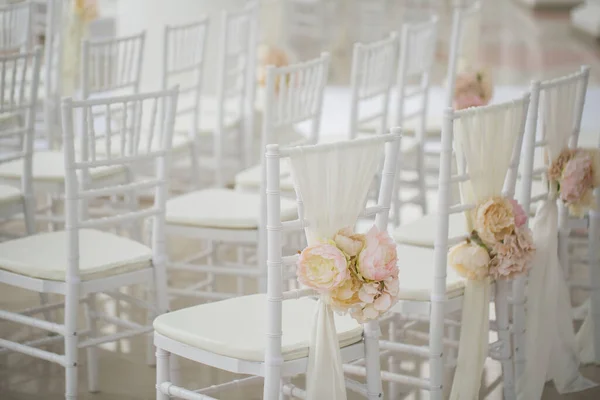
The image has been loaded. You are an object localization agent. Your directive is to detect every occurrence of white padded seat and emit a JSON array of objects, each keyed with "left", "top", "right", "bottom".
[
  {"left": 0, "top": 229, "right": 152, "bottom": 281},
  {"left": 396, "top": 244, "right": 466, "bottom": 302},
  {"left": 166, "top": 188, "right": 298, "bottom": 229},
  {"left": 0, "top": 184, "right": 21, "bottom": 205},
  {"left": 393, "top": 213, "right": 469, "bottom": 248},
  {"left": 0, "top": 151, "right": 125, "bottom": 183},
  {"left": 153, "top": 294, "right": 363, "bottom": 362},
  {"left": 174, "top": 96, "right": 242, "bottom": 137},
  {"left": 579, "top": 128, "right": 599, "bottom": 147},
  {"left": 235, "top": 159, "right": 294, "bottom": 192}
]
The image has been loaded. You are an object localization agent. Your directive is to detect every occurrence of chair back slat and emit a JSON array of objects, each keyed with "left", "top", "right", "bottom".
[{"left": 349, "top": 33, "right": 398, "bottom": 138}]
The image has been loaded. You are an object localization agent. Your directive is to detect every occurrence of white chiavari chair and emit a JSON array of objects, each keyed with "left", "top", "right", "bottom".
[
  {"left": 391, "top": 16, "right": 438, "bottom": 225},
  {"left": 0, "top": 1, "right": 33, "bottom": 53},
  {"left": 160, "top": 18, "right": 209, "bottom": 190},
  {"left": 0, "top": 48, "right": 41, "bottom": 237},
  {"left": 0, "top": 87, "right": 178, "bottom": 399},
  {"left": 392, "top": 2, "right": 481, "bottom": 241},
  {"left": 512, "top": 67, "right": 597, "bottom": 399},
  {"left": 154, "top": 131, "right": 401, "bottom": 400},
  {"left": 379, "top": 97, "right": 530, "bottom": 400},
  {"left": 348, "top": 33, "right": 398, "bottom": 141},
  {"left": 164, "top": 54, "right": 329, "bottom": 303}
]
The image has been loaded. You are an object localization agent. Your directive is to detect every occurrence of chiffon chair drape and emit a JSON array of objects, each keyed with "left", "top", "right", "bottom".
[
  {"left": 450, "top": 102, "right": 526, "bottom": 399},
  {"left": 289, "top": 140, "right": 384, "bottom": 399}
]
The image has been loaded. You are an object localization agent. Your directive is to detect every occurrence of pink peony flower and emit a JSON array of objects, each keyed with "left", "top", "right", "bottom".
[
  {"left": 349, "top": 275, "right": 399, "bottom": 323},
  {"left": 297, "top": 243, "right": 349, "bottom": 291},
  {"left": 489, "top": 226, "right": 535, "bottom": 280},
  {"left": 560, "top": 153, "right": 594, "bottom": 206},
  {"left": 357, "top": 227, "right": 398, "bottom": 281},
  {"left": 509, "top": 198, "right": 528, "bottom": 228}
]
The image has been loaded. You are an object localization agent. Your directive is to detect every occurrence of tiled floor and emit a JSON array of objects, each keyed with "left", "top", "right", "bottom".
[{"left": 2, "top": 1, "right": 600, "bottom": 399}]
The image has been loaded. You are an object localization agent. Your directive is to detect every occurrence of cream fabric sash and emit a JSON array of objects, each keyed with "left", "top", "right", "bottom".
[
  {"left": 516, "top": 72, "right": 596, "bottom": 398},
  {"left": 62, "top": 1, "right": 96, "bottom": 96},
  {"left": 288, "top": 141, "right": 384, "bottom": 400},
  {"left": 450, "top": 103, "right": 525, "bottom": 399}
]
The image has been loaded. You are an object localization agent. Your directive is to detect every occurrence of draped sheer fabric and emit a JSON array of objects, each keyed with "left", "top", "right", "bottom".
[
  {"left": 288, "top": 140, "right": 385, "bottom": 400},
  {"left": 449, "top": 103, "right": 525, "bottom": 400},
  {"left": 517, "top": 80, "right": 597, "bottom": 398}
]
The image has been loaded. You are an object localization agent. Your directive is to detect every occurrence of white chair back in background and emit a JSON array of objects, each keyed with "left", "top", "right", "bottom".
[
  {"left": 161, "top": 18, "right": 209, "bottom": 189},
  {"left": 393, "top": 16, "right": 438, "bottom": 225},
  {"left": 0, "top": 1, "right": 33, "bottom": 53},
  {"left": 81, "top": 32, "right": 146, "bottom": 99},
  {"left": 0, "top": 47, "right": 42, "bottom": 236},
  {"left": 0, "top": 87, "right": 179, "bottom": 399},
  {"left": 349, "top": 32, "right": 398, "bottom": 140},
  {"left": 350, "top": 0, "right": 389, "bottom": 44},
  {"left": 213, "top": 2, "right": 259, "bottom": 185}
]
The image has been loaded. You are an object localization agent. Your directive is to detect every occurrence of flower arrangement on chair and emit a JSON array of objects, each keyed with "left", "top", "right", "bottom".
[
  {"left": 448, "top": 197, "right": 535, "bottom": 280},
  {"left": 297, "top": 226, "right": 399, "bottom": 323},
  {"left": 257, "top": 45, "right": 291, "bottom": 90},
  {"left": 453, "top": 67, "right": 494, "bottom": 110},
  {"left": 547, "top": 148, "right": 600, "bottom": 217}
]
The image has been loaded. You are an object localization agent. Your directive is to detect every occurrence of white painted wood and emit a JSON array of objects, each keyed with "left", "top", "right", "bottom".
[{"left": 0, "top": 1, "right": 33, "bottom": 52}]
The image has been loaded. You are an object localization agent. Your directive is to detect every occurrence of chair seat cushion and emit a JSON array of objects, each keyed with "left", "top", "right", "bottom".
[
  {"left": 166, "top": 188, "right": 298, "bottom": 229},
  {"left": 153, "top": 293, "right": 363, "bottom": 362},
  {"left": 0, "top": 229, "right": 152, "bottom": 281},
  {"left": 235, "top": 159, "right": 294, "bottom": 191},
  {"left": 0, "top": 184, "right": 22, "bottom": 205},
  {"left": 0, "top": 151, "right": 125, "bottom": 183},
  {"left": 174, "top": 96, "right": 242, "bottom": 136},
  {"left": 393, "top": 213, "right": 469, "bottom": 248},
  {"left": 396, "top": 244, "right": 466, "bottom": 302}
]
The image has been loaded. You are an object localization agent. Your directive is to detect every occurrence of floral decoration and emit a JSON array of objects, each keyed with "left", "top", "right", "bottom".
[
  {"left": 74, "top": 0, "right": 98, "bottom": 22},
  {"left": 297, "top": 226, "right": 399, "bottom": 323},
  {"left": 257, "top": 45, "right": 290, "bottom": 91},
  {"left": 548, "top": 148, "right": 600, "bottom": 217},
  {"left": 453, "top": 67, "right": 494, "bottom": 110},
  {"left": 448, "top": 197, "right": 535, "bottom": 281}
]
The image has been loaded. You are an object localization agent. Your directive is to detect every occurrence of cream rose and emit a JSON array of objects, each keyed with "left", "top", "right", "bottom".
[
  {"left": 472, "top": 197, "right": 515, "bottom": 247},
  {"left": 333, "top": 227, "right": 365, "bottom": 257},
  {"left": 448, "top": 241, "right": 490, "bottom": 281}
]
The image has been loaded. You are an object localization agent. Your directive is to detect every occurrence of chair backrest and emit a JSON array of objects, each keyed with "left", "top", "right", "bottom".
[
  {"left": 435, "top": 95, "right": 531, "bottom": 257},
  {"left": 351, "top": 0, "right": 389, "bottom": 44},
  {"left": 263, "top": 132, "right": 402, "bottom": 389},
  {"left": 262, "top": 52, "right": 329, "bottom": 151},
  {"left": 81, "top": 32, "right": 146, "bottom": 99},
  {"left": 162, "top": 18, "right": 209, "bottom": 140},
  {"left": 283, "top": 0, "right": 336, "bottom": 45},
  {"left": 60, "top": 88, "right": 178, "bottom": 279},
  {"left": 395, "top": 16, "right": 438, "bottom": 138},
  {"left": 0, "top": 48, "right": 41, "bottom": 201},
  {"left": 349, "top": 33, "right": 398, "bottom": 139},
  {"left": 518, "top": 66, "right": 590, "bottom": 211},
  {"left": 0, "top": 1, "right": 33, "bottom": 53},
  {"left": 213, "top": 3, "right": 259, "bottom": 182},
  {"left": 444, "top": 0, "right": 482, "bottom": 109}
]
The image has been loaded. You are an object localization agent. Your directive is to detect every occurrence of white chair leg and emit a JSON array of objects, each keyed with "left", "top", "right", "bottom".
[
  {"left": 494, "top": 280, "right": 515, "bottom": 399},
  {"left": 589, "top": 208, "right": 600, "bottom": 364},
  {"left": 170, "top": 354, "right": 181, "bottom": 386},
  {"left": 64, "top": 285, "right": 79, "bottom": 400},
  {"left": 387, "top": 316, "right": 399, "bottom": 399},
  {"left": 416, "top": 148, "right": 428, "bottom": 215},
  {"left": 156, "top": 347, "right": 171, "bottom": 400},
  {"left": 236, "top": 246, "right": 245, "bottom": 295},
  {"left": 364, "top": 320, "right": 383, "bottom": 400},
  {"left": 83, "top": 293, "right": 99, "bottom": 393},
  {"left": 263, "top": 360, "right": 282, "bottom": 400},
  {"left": 23, "top": 194, "right": 36, "bottom": 234},
  {"left": 146, "top": 284, "right": 157, "bottom": 367}
]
